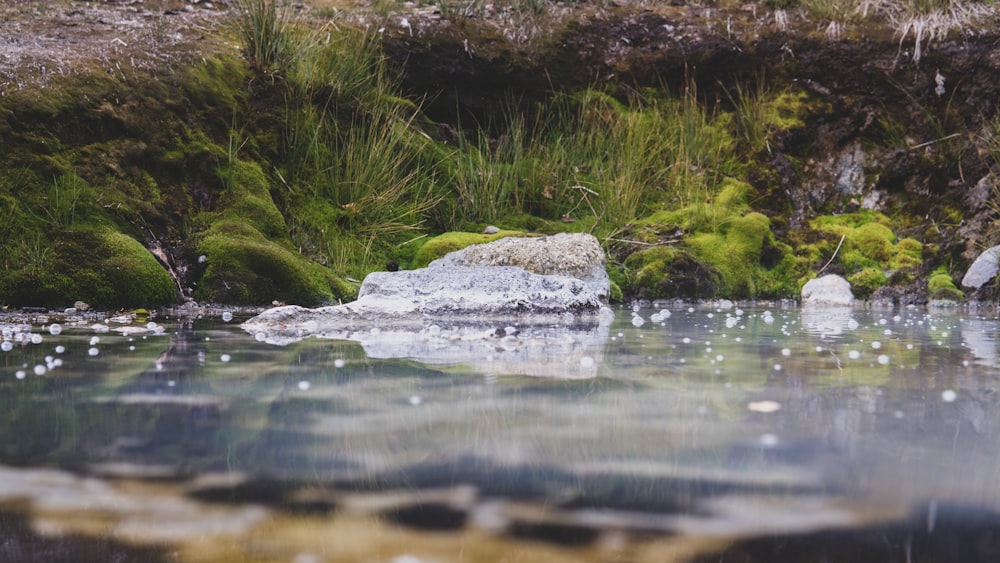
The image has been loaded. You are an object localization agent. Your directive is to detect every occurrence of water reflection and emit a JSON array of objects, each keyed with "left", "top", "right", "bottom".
[{"left": 2, "top": 306, "right": 1000, "bottom": 560}]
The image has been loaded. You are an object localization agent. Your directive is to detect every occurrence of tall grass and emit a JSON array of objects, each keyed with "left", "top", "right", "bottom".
[
  {"left": 233, "top": 0, "right": 295, "bottom": 75},
  {"left": 444, "top": 85, "right": 734, "bottom": 238}
]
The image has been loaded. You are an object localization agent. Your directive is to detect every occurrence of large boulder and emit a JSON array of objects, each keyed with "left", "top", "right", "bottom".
[
  {"left": 242, "top": 233, "right": 614, "bottom": 353},
  {"left": 961, "top": 245, "right": 1000, "bottom": 289},
  {"left": 801, "top": 274, "right": 855, "bottom": 307},
  {"left": 429, "top": 233, "right": 610, "bottom": 300}
]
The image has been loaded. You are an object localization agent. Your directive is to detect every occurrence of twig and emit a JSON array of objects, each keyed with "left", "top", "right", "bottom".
[
  {"left": 908, "top": 133, "right": 960, "bottom": 151},
  {"left": 817, "top": 234, "right": 846, "bottom": 275}
]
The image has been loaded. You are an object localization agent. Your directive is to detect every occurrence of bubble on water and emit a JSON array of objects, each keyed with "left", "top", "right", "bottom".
[
  {"left": 962, "top": 360, "right": 969, "bottom": 367},
  {"left": 906, "top": 343, "right": 914, "bottom": 350},
  {"left": 941, "top": 389, "right": 957, "bottom": 402},
  {"left": 764, "top": 316, "right": 775, "bottom": 325},
  {"left": 220, "top": 354, "right": 232, "bottom": 363},
  {"left": 726, "top": 317, "right": 739, "bottom": 329},
  {"left": 222, "top": 311, "right": 234, "bottom": 322},
  {"left": 706, "top": 313, "right": 714, "bottom": 319},
  {"left": 748, "top": 400, "right": 781, "bottom": 413},
  {"left": 682, "top": 337, "right": 691, "bottom": 344},
  {"left": 877, "top": 354, "right": 890, "bottom": 365},
  {"left": 48, "top": 324, "right": 62, "bottom": 336},
  {"left": 30, "top": 334, "right": 43, "bottom": 344},
  {"left": 871, "top": 341, "right": 882, "bottom": 349},
  {"left": 89, "top": 336, "right": 100, "bottom": 346},
  {"left": 0, "top": 342, "right": 12, "bottom": 352},
  {"left": 617, "top": 332, "right": 624, "bottom": 338},
  {"left": 580, "top": 356, "right": 595, "bottom": 368},
  {"left": 409, "top": 395, "right": 423, "bottom": 406},
  {"left": 773, "top": 363, "right": 782, "bottom": 371},
  {"left": 715, "top": 354, "right": 724, "bottom": 362},
  {"left": 781, "top": 348, "right": 791, "bottom": 356},
  {"left": 848, "top": 350, "right": 861, "bottom": 360},
  {"left": 88, "top": 347, "right": 100, "bottom": 357},
  {"left": 631, "top": 315, "right": 645, "bottom": 328},
  {"left": 167, "top": 380, "right": 176, "bottom": 387},
  {"left": 735, "top": 337, "right": 742, "bottom": 342},
  {"left": 51, "top": 358, "right": 63, "bottom": 368},
  {"left": 297, "top": 381, "right": 311, "bottom": 391},
  {"left": 15, "top": 370, "right": 27, "bottom": 380},
  {"left": 129, "top": 345, "right": 136, "bottom": 351},
  {"left": 33, "top": 365, "right": 46, "bottom": 376},
  {"left": 687, "top": 307, "right": 695, "bottom": 313},
  {"left": 847, "top": 319, "right": 860, "bottom": 330},
  {"left": 759, "top": 434, "right": 779, "bottom": 447},
  {"left": 894, "top": 410, "right": 905, "bottom": 419},
  {"left": 815, "top": 346, "right": 823, "bottom": 352},
  {"left": 884, "top": 329, "right": 893, "bottom": 336},
  {"left": 55, "top": 345, "right": 65, "bottom": 354},
  {"left": 334, "top": 358, "right": 346, "bottom": 368},
  {"left": 878, "top": 318, "right": 887, "bottom": 325}
]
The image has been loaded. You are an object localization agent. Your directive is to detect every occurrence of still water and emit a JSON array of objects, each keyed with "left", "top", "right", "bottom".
[{"left": 2, "top": 303, "right": 1000, "bottom": 561}]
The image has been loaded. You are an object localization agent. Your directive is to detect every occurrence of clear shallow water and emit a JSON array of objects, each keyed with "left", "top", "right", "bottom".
[{"left": 2, "top": 304, "right": 1000, "bottom": 561}]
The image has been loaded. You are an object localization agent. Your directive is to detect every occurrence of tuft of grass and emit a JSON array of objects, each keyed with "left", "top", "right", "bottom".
[{"left": 233, "top": 0, "right": 295, "bottom": 75}]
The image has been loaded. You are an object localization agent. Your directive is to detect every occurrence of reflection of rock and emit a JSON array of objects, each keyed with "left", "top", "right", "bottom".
[
  {"left": 356, "top": 323, "right": 609, "bottom": 378},
  {"left": 961, "top": 318, "right": 999, "bottom": 367},
  {"left": 800, "top": 307, "right": 857, "bottom": 337},
  {"left": 801, "top": 275, "right": 854, "bottom": 307},
  {"left": 962, "top": 245, "right": 1000, "bottom": 289}
]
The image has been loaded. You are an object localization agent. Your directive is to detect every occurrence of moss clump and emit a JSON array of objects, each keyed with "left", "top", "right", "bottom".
[
  {"left": 410, "top": 230, "right": 527, "bottom": 268},
  {"left": 623, "top": 246, "right": 720, "bottom": 299},
  {"left": 194, "top": 220, "right": 354, "bottom": 306},
  {"left": 0, "top": 228, "right": 175, "bottom": 309},
  {"left": 927, "top": 267, "right": 963, "bottom": 302},
  {"left": 847, "top": 267, "right": 888, "bottom": 298},
  {"left": 809, "top": 211, "right": 922, "bottom": 297}
]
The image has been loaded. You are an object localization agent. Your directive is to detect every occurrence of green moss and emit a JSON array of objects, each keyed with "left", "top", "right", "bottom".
[
  {"left": 410, "top": 230, "right": 527, "bottom": 268},
  {"left": 927, "top": 267, "right": 963, "bottom": 302},
  {"left": 218, "top": 160, "right": 287, "bottom": 239},
  {"left": 810, "top": 211, "right": 922, "bottom": 279},
  {"left": 623, "top": 246, "right": 720, "bottom": 299},
  {"left": 847, "top": 267, "right": 887, "bottom": 297},
  {"left": 194, "top": 220, "right": 354, "bottom": 306},
  {"left": 0, "top": 228, "right": 175, "bottom": 309}
]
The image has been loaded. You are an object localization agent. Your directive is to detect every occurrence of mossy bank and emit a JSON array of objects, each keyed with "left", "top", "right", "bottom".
[{"left": 3, "top": 0, "right": 1000, "bottom": 310}]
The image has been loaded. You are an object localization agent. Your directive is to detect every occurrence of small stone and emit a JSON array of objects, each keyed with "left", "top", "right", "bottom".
[{"left": 484, "top": 225, "right": 500, "bottom": 234}]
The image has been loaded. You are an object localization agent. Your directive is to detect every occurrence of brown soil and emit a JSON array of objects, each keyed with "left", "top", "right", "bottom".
[{"left": 0, "top": 0, "right": 232, "bottom": 92}]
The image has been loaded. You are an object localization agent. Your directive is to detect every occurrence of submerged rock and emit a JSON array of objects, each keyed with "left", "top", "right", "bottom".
[
  {"left": 961, "top": 245, "right": 1000, "bottom": 289},
  {"left": 801, "top": 274, "right": 855, "bottom": 307}
]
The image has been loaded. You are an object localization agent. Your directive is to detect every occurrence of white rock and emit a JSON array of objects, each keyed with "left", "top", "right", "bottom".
[
  {"left": 961, "top": 244, "right": 1000, "bottom": 289},
  {"left": 801, "top": 274, "right": 854, "bottom": 307}
]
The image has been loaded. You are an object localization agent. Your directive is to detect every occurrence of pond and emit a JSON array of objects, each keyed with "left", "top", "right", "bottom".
[{"left": 2, "top": 303, "right": 1000, "bottom": 562}]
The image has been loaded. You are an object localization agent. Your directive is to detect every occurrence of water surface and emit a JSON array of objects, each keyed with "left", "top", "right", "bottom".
[{"left": 2, "top": 304, "right": 1000, "bottom": 561}]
